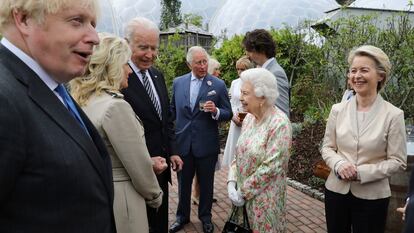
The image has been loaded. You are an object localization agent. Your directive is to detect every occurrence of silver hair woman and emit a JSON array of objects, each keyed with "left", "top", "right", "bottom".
[
  {"left": 70, "top": 33, "right": 164, "bottom": 233},
  {"left": 227, "top": 68, "right": 292, "bottom": 232},
  {"left": 322, "top": 45, "right": 406, "bottom": 233}
]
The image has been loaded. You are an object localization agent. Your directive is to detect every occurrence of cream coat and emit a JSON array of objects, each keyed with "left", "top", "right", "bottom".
[
  {"left": 321, "top": 95, "right": 407, "bottom": 200},
  {"left": 82, "top": 91, "right": 163, "bottom": 233}
]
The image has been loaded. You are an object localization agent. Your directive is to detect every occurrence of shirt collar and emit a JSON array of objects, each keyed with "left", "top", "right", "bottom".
[
  {"left": 191, "top": 72, "right": 204, "bottom": 82},
  {"left": 1, "top": 37, "right": 59, "bottom": 90},
  {"left": 262, "top": 57, "right": 275, "bottom": 69},
  {"left": 129, "top": 60, "right": 147, "bottom": 75}
]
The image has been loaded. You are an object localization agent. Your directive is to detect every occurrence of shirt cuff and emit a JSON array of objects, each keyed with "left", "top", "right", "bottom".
[
  {"left": 334, "top": 160, "right": 347, "bottom": 178},
  {"left": 211, "top": 108, "right": 220, "bottom": 120}
]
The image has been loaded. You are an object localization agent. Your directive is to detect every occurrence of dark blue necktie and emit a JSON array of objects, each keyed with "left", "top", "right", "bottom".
[{"left": 55, "top": 84, "right": 89, "bottom": 134}]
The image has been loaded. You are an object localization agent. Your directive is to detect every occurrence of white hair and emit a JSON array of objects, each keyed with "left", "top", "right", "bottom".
[
  {"left": 208, "top": 58, "right": 220, "bottom": 74},
  {"left": 240, "top": 68, "right": 279, "bottom": 106},
  {"left": 186, "top": 46, "right": 209, "bottom": 64},
  {"left": 124, "top": 17, "right": 159, "bottom": 42}
]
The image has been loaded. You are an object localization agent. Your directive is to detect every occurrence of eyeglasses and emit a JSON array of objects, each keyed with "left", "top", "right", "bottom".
[{"left": 193, "top": 59, "right": 208, "bottom": 66}]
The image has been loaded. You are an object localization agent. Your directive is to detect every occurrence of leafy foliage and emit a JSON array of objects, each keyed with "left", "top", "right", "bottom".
[
  {"left": 160, "top": 0, "right": 182, "bottom": 30},
  {"left": 211, "top": 35, "right": 245, "bottom": 86},
  {"left": 155, "top": 34, "right": 188, "bottom": 93},
  {"left": 183, "top": 13, "right": 203, "bottom": 27}
]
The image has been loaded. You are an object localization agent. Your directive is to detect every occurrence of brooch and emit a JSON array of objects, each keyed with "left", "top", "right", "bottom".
[{"left": 207, "top": 80, "right": 212, "bottom": 86}]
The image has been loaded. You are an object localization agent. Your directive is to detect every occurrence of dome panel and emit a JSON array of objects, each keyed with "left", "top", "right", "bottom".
[{"left": 209, "top": 0, "right": 339, "bottom": 37}]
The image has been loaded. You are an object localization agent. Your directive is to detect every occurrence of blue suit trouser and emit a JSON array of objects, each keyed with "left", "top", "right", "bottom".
[{"left": 176, "top": 150, "right": 217, "bottom": 223}]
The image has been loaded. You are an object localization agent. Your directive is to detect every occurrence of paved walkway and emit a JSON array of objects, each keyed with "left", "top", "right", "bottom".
[{"left": 168, "top": 159, "right": 327, "bottom": 233}]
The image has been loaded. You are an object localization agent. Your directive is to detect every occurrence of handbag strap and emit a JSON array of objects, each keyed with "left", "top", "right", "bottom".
[{"left": 242, "top": 205, "right": 251, "bottom": 229}]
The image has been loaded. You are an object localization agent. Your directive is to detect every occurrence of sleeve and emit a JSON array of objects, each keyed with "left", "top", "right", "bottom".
[
  {"left": 357, "top": 111, "right": 407, "bottom": 184},
  {"left": 0, "top": 93, "right": 26, "bottom": 204},
  {"left": 240, "top": 118, "right": 292, "bottom": 200},
  {"left": 229, "top": 80, "right": 238, "bottom": 114},
  {"left": 321, "top": 104, "right": 346, "bottom": 170},
  {"left": 102, "top": 100, "right": 163, "bottom": 208},
  {"left": 216, "top": 81, "right": 233, "bottom": 122}
]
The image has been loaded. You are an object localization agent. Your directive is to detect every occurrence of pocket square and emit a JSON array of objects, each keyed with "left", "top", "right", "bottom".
[{"left": 207, "top": 90, "right": 216, "bottom": 96}]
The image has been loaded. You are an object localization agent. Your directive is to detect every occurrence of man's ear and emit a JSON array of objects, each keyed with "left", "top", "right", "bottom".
[
  {"left": 186, "top": 62, "right": 192, "bottom": 70},
  {"left": 12, "top": 9, "right": 31, "bottom": 35}
]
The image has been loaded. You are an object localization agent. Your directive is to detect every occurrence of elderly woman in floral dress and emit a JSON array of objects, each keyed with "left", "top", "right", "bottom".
[{"left": 227, "top": 68, "right": 292, "bottom": 233}]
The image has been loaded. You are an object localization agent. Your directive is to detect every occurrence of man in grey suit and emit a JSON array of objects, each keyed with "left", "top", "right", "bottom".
[
  {"left": 0, "top": 1, "right": 116, "bottom": 232},
  {"left": 169, "top": 46, "right": 232, "bottom": 233},
  {"left": 242, "top": 29, "right": 290, "bottom": 117}
]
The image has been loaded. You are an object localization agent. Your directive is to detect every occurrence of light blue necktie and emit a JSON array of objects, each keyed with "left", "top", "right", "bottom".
[
  {"left": 190, "top": 78, "right": 202, "bottom": 110},
  {"left": 55, "top": 84, "right": 89, "bottom": 134}
]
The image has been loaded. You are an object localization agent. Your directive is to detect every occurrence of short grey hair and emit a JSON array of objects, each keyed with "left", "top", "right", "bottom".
[
  {"left": 347, "top": 45, "right": 391, "bottom": 92},
  {"left": 208, "top": 58, "right": 220, "bottom": 74},
  {"left": 124, "top": 17, "right": 159, "bottom": 42},
  {"left": 186, "top": 46, "right": 209, "bottom": 64},
  {"left": 240, "top": 68, "right": 278, "bottom": 106}
]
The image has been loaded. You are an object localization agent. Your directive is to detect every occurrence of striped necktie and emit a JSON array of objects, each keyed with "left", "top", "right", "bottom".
[
  {"left": 55, "top": 84, "right": 89, "bottom": 134},
  {"left": 140, "top": 70, "right": 162, "bottom": 120}
]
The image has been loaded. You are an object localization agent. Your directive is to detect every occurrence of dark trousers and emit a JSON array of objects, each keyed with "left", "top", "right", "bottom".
[
  {"left": 148, "top": 171, "right": 169, "bottom": 233},
  {"left": 325, "top": 189, "right": 389, "bottom": 233},
  {"left": 176, "top": 151, "right": 217, "bottom": 223}
]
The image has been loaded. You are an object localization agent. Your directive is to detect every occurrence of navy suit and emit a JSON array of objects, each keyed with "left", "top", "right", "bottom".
[
  {"left": 171, "top": 73, "right": 232, "bottom": 222},
  {"left": 404, "top": 166, "right": 414, "bottom": 233},
  {"left": 0, "top": 45, "right": 115, "bottom": 232}
]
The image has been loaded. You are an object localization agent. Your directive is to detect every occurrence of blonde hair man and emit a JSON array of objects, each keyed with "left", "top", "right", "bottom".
[{"left": 0, "top": 1, "right": 116, "bottom": 233}]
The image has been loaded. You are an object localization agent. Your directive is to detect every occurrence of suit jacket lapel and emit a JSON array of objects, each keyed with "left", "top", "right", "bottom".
[
  {"left": 182, "top": 74, "right": 192, "bottom": 113},
  {"left": 349, "top": 97, "right": 359, "bottom": 139},
  {"left": 1, "top": 46, "right": 112, "bottom": 195},
  {"left": 193, "top": 75, "right": 211, "bottom": 113}
]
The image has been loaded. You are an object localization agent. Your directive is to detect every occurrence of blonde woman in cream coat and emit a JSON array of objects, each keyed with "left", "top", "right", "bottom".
[
  {"left": 70, "top": 34, "right": 163, "bottom": 233},
  {"left": 321, "top": 45, "right": 407, "bottom": 233}
]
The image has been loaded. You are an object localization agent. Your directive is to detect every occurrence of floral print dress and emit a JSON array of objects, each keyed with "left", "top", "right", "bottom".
[{"left": 229, "top": 106, "right": 292, "bottom": 233}]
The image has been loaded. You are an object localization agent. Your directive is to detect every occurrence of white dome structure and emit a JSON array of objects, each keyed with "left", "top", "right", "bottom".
[
  {"left": 209, "top": 0, "right": 339, "bottom": 37},
  {"left": 95, "top": 0, "right": 340, "bottom": 37},
  {"left": 96, "top": 0, "right": 161, "bottom": 36}
]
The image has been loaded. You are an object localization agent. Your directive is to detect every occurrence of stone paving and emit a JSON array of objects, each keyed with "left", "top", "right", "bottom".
[{"left": 168, "top": 159, "right": 327, "bottom": 233}]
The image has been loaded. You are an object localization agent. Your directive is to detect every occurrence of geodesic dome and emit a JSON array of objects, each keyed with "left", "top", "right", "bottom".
[
  {"left": 96, "top": 0, "right": 340, "bottom": 38},
  {"left": 209, "top": 0, "right": 339, "bottom": 37}
]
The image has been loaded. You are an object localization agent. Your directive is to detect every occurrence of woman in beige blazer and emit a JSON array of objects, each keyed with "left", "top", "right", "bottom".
[
  {"left": 70, "top": 34, "right": 163, "bottom": 233},
  {"left": 321, "top": 45, "right": 407, "bottom": 233}
]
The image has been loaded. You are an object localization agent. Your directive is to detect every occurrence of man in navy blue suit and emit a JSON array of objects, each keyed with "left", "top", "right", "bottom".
[
  {"left": 397, "top": 160, "right": 414, "bottom": 233},
  {"left": 169, "top": 46, "right": 232, "bottom": 233}
]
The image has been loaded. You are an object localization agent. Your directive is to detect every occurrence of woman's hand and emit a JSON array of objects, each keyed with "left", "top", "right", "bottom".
[
  {"left": 337, "top": 162, "right": 358, "bottom": 181},
  {"left": 227, "top": 181, "right": 245, "bottom": 206},
  {"left": 232, "top": 114, "right": 242, "bottom": 127}
]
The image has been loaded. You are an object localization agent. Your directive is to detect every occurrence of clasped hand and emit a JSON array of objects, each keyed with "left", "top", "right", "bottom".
[
  {"left": 337, "top": 162, "right": 358, "bottom": 181},
  {"left": 227, "top": 181, "right": 245, "bottom": 206}
]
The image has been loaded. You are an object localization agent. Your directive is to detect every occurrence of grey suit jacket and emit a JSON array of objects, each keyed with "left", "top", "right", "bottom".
[
  {"left": 265, "top": 58, "right": 290, "bottom": 117},
  {"left": 0, "top": 45, "right": 116, "bottom": 233}
]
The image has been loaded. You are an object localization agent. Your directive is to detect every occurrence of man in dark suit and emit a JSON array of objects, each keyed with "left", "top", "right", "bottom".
[
  {"left": 0, "top": 1, "right": 116, "bottom": 233},
  {"left": 169, "top": 46, "right": 232, "bottom": 233},
  {"left": 121, "top": 17, "right": 183, "bottom": 233},
  {"left": 397, "top": 150, "right": 414, "bottom": 233},
  {"left": 242, "top": 29, "right": 290, "bottom": 118}
]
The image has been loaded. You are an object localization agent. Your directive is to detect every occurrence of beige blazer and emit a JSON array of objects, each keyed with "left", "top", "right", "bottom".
[
  {"left": 82, "top": 91, "right": 163, "bottom": 233},
  {"left": 321, "top": 95, "right": 407, "bottom": 200}
]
